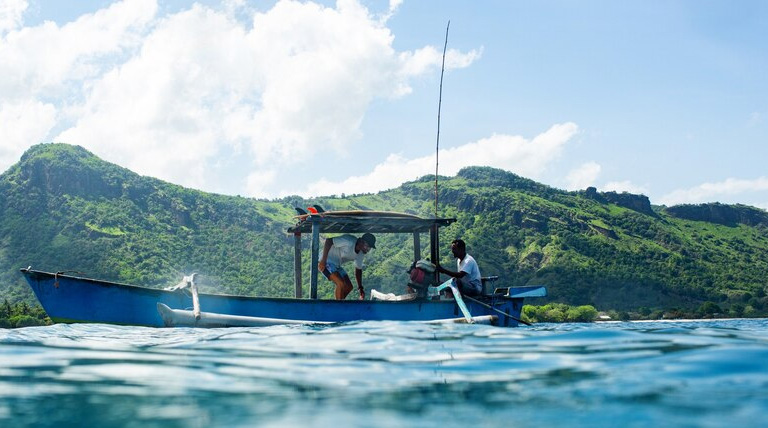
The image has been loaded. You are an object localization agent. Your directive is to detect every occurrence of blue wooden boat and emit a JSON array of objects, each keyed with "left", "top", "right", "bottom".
[{"left": 21, "top": 211, "right": 546, "bottom": 327}]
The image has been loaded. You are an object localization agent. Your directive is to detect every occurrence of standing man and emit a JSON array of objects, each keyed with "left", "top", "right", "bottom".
[
  {"left": 318, "top": 233, "right": 376, "bottom": 300},
  {"left": 436, "top": 239, "right": 482, "bottom": 296}
]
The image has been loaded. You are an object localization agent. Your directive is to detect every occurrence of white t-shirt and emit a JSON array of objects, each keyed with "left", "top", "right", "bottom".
[
  {"left": 327, "top": 234, "right": 364, "bottom": 269},
  {"left": 457, "top": 254, "right": 482, "bottom": 291}
]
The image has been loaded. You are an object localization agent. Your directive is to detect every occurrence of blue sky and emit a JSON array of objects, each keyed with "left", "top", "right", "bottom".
[{"left": 1, "top": 0, "right": 766, "bottom": 209}]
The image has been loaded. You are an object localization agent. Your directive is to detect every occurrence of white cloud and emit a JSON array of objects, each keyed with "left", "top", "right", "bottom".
[
  {"left": 659, "top": 177, "right": 768, "bottom": 205},
  {"left": 565, "top": 162, "right": 601, "bottom": 190},
  {"left": 0, "top": 100, "right": 56, "bottom": 166},
  {"left": 398, "top": 47, "right": 482, "bottom": 84},
  {"left": 0, "top": 0, "right": 156, "bottom": 98},
  {"left": 0, "top": 0, "right": 27, "bottom": 34},
  {"left": 379, "top": 0, "right": 403, "bottom": 22},
  {"left": 0, "top": 0, "right": 157, "bottom": 171},
  {"left": 564, "top": 162, "right": 649, "bottom": 195},
  {"left": 288, "top": 123, "right": 579, "bottom": 197},
  {"left": 1, "top": 0, "right": 480, "bottom": 193},
  {"left": 602, "top": 180, "right": 649, "bottom": 196},
  {"left": 56, "top": 3, "right": 247, "bottom": 190},
  {"left": 245, "top": 168, "right": 277, "bottom": 199}
]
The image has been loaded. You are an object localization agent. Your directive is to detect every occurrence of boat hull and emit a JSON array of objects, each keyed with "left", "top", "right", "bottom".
[{"left": 22, "top": 269, "right": 530, "bottom": 327}]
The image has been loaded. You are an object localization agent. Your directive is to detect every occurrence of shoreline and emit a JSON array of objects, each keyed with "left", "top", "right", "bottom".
[{"left": 595, "top": 317, "right": 768, "bottom": 323}]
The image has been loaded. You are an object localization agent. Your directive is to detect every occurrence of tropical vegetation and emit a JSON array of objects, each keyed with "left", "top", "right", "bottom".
[
  {"left": 1, "top": 143, "right": 767, "bottom": 325},
  {"left": 0, "top": 299, "right": 49, "bottom": 328}
]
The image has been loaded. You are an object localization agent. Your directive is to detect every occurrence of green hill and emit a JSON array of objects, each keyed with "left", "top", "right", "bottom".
[{"left": 1, "top": 143, "right": 767, "bottom": 317}]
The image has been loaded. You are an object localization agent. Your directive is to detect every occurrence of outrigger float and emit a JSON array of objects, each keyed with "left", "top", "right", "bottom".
[{"left": 21, "top": 210, "right": 546, "bottom": 328}]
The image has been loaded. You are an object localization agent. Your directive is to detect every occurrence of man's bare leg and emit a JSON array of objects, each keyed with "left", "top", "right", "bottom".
[
  {"left": 328, "top": 273, "right": 348, "bottom": 300},
  {"left": 339, "top": 277, "right": 354, "bottom": 299}
]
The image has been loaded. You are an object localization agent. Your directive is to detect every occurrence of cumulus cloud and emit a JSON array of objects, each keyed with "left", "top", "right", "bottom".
[
  {"left": 659, "top": 177, "right": 768, "bottom": 206},
  {"left": 398, "top": 46, "right": 483, "bottom": 84},
  {"left": 288, "top": 122, "right": 579, "bottom": 197},
  {"left": 564, "top": 162, "right": 649, "bottom": 196},
  {"left": 0, "top": 0, "right": 27, "bottom": 34},
  {"left": 1, "top": 0, "right": 480, "bottom": 194},
  {"left": 0, "top": 0, "right": 156, "bottom": 97},
  {"left": 0, "top": 0, "right": 157, "bottom": 167},
  {"left": 379, "top": 0, "right": 403, "bottom": 22},
  {"left": 602, "top": 180, "right": 649, "bottom": 196},
  {"left": 565, "top": 162, "right": 601, "bottom": 190},
  {"left": 245, "top": 168, "right": 278, "bottom": 199},
  {"left": 56, "top": 3, "right": 247, "bottom": 189},
  {"left": 0, "top": 100, "right": 56, "bottom": 166}
]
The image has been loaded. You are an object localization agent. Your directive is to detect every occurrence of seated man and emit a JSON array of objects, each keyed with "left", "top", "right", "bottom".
[
  {"left": 436, "top": 239, "right": 482, "bottom": 296},
  {"left": 318, "top": 233, "right": 376, "bottom": 300}
]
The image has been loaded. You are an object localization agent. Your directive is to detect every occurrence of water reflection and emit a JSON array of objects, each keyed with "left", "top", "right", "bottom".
[{"left": 1, "top": 319, "right": 767, "bottom": 427}]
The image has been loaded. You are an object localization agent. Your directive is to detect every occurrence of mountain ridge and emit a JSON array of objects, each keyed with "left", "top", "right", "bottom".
[{"left": 1, "top": 143, "right": 767, "bottom": 317}]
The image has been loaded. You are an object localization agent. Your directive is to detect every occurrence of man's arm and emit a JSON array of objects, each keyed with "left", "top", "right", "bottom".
[
  {"left": 355, "top": 268, "right": 365, "bottom": 299},
  {"left": 318, "top": 238, "right": 333, "bottom": 271},
  {"left": 436, "top": 264, "right": 467, "bottom": 279}
]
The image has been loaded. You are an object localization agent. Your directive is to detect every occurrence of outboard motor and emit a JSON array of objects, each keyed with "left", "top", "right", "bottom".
[{"left": 407, "top": 259, "right": 438, "bottom": 297}]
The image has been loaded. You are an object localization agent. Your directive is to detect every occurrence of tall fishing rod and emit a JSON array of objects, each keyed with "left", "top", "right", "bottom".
[
  {"left": 429, "top": 21, "right": 450, "bottom": 281},
  {"left": 435, "top": 20, "right": 449, "bottom": 218}
]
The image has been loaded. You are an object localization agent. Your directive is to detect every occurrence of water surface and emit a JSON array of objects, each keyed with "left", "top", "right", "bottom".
[{"left": 2, "top": 319, "right": 767, "bottom": 427}]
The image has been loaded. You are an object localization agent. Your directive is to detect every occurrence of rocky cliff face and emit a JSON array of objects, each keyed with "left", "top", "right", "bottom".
[
  {"left": 584, "top": 187, "right": 655, "bottom": 216},
  {"left": 601, "top": 191, "right": 655, "bottom": 216},
  {"left": 665, "top": 203, "right": 768, "bottom": 227}
]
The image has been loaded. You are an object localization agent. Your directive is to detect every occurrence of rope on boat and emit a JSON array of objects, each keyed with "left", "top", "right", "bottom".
[{"left": 53, "top": 270, "right": 85, "bottom": 288}]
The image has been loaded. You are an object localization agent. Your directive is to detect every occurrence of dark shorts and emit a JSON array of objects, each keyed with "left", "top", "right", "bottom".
[{"left": 322, "top": 261, "right": 349, "bottom": 280}]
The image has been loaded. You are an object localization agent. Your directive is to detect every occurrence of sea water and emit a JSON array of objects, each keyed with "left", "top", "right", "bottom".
[{"left": 1, "top": 319, "right": 767, "bottom": 428}]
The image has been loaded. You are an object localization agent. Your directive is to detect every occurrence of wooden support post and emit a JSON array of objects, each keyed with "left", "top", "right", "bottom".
[
  {"left": 310, "top": 217, "right": 320, "bottom": 299},
  {"left": 430, "top": 224, "right": 440, "bottom": 284},
  {"left": 293, "top": 232, "right": 302, "bottom": 298},
  {"left": 413, "top": 232, "right": 421, "bottom": 263}
]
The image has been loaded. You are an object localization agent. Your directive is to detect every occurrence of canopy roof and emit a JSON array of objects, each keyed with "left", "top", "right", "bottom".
[{"left": 287, "top": 211, "right": 456, "bottom": 234}]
